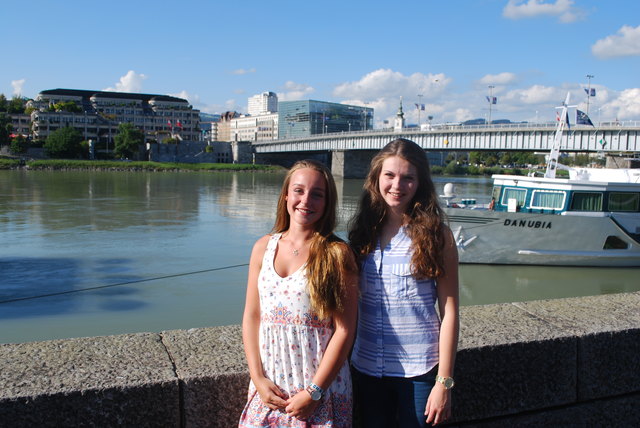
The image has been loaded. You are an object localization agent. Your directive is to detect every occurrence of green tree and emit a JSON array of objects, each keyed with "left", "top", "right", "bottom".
[
  {"left": 44, "top": 126, "right": 84, "bottom": 158},
  {"left": 7, "top": 97, "right": 27, "bottom": 114},
  {"left": 0, "top": 113, "right": 12, "bottom": 146},
  {"left": 10, "top": 135, "right": 29, "bottom": 154},
  {"left": 0, "top": 94, "right": 7, "bottom": 112},
  {"left": 114, "top": 122, "right": 144, "bottom": 159},
  {"left": 51, "top": 101, "right": 82, "bottom": 113}
]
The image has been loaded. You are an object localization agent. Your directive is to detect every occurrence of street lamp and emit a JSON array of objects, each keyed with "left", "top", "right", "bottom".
[
  {"left": 487, "top": 85, "right": 495, "bottom": 125},
  {"left": 586, "top": 74, "right": 595, "bottom": 116}
]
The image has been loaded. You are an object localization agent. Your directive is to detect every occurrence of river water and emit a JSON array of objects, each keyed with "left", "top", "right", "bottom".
[{"left": 1, "top": 170, "right": 639, "bottom": 344}]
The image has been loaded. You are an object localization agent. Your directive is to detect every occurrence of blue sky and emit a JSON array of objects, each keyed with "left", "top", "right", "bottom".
[{"left": 2, "top": 0, "right": 639, "bottom": 126}]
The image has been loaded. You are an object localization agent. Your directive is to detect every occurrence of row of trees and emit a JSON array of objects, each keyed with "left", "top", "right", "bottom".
[
  {"left": 41, "top": 123, "right": 144, "bottom": 159},
  {"left": 1, "top": 121, "right": 144, "bottom": 159},
  {"left": 0, "top": 94, "right": 28, "bottom": 114}
]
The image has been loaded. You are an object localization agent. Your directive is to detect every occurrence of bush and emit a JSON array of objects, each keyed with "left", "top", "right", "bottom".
[{"left": 44, "top": 126, "right": 84, "bottom": 158}]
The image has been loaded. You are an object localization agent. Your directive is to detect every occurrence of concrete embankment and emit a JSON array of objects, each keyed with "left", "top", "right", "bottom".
[{"left": 1, "top": 292, "right": 639, "bottom": 427}]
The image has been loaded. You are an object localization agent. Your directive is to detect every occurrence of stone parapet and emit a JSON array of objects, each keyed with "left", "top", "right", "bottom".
[{"left": 1, "top": 292, "right": 638, "bottom": 427}]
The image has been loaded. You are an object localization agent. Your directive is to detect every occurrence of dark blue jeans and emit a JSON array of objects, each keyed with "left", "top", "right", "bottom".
[{"left": 353, "top": 367, "right": 436, "bottom": 428}]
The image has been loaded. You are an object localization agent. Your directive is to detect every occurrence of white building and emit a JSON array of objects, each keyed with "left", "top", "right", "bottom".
[
  {"left": 230, "top": 113, "right": 279, "bottom": 142},
  {"left": 248, "top": 91, "right": 278, "bottom": 116},
  {"left": 29, "top": 88, "right": 201, "bottom": 144}
]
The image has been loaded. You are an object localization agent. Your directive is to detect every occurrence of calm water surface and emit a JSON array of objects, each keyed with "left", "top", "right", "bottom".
[{"left": 1, "top": 170, "right": 639, "bottom": 344}]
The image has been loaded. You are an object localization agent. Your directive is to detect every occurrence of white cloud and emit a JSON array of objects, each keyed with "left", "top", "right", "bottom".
[
  {"left": 11, "top": 78, "right": 26, "bottom": 97},
  {"left": 592, "top": 25, "right": 640, "bottom": 59},
  {"left": 506, "top": 85, "right": 560, "bottom": 105},
  {"left": 503, "top": 0, "right": 583, "bottom": 23},
  {"left": 103, "top": 70, "right": 147, "bottom": 93},
  {"left": 601, "top": 88, "right": 640, "bottom": 121},
  {"left": 331, "top": 69, "right": 450, "bottom": 126},
  {"left": 453, "top": 108, "right": 474, "bottom": 122},
  {"left": 478, "top": 72, "right": 518, "bottom": 86},
  {"left": 231, "top": 68, "right": 256, "bottom": 75},
  {"left": 333, "top": 69, "right": 447, "bottom": 101},
  {"left": 277, "top": 81, "right": 315, "bottom": 101},
  {"left": 170, "top": 90, "right": 199, "bottom": 105}
]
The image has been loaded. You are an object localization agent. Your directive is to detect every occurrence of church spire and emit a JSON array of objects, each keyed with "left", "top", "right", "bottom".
[{"left": 394, "top": 96, "right": 405, "bottom": 132}]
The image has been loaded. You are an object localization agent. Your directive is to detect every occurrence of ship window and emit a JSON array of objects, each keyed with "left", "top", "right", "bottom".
[
  {"left": 491, "top": 186, "right": 502, "bottom": 204},
  {"left": 608, "top": 192, "right": 640, "bottom": 212},
  {"left": 531, "top": 190, "right": 566, "bottom": 210},
  {"left": 501, "top": 188, "right": 526, "bottom": 207},
  {"left": 603, "top": 236, "right": 628, "bottom": 250},
  {"left": 570, "top": 192, "right": 603, "bottom": 211}
]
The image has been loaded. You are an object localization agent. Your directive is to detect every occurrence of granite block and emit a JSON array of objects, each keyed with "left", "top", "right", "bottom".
[
  {"left": 452, "top": 303, "right": 577, "bottom": 422},
  {"left": 514, "top": 292, "right": 640, "bottom": 400},
  {"left": 451, "top": 391, "right": 640, "bottom": 428},
  {"left": 0, "top": 333, "right": 179, "bottom": 427},
  {"left": 161, "top": 325, "right": 249, "bottom": 428}
]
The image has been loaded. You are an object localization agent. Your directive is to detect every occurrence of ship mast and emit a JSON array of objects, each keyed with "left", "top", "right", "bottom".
[{"left": 544, "top": 92, "right": 571, "bottom": 179}]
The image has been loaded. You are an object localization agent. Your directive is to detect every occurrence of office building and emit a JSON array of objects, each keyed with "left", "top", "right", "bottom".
[
  {"left": 278, "top": 100, "right": 373, "bottom": 139},
  {"left": 248, "top": 91, "right": 278, "bottom": 116}
]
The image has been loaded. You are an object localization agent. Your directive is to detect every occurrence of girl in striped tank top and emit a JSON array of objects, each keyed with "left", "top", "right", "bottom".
[{"left": 349, "top": 138, "right": 460, "bottom": 427}]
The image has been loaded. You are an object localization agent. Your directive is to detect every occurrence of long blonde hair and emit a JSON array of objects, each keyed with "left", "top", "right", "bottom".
[
  {"left": 273, "top": 160, "right": 355, "bottom": 319},
  {"left": 348, "top": 139, "right": 447, "bottom": 279}
]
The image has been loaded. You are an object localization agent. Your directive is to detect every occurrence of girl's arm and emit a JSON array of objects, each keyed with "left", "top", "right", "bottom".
[
  {"left": 426, "top": 227, "right": 460, "bottom": 425},
  {"left": 285, "top": 244, "right": 359, "bottom": 419},
  {"left": 242, "top": 235, "right": 288, "bottom": 410}
]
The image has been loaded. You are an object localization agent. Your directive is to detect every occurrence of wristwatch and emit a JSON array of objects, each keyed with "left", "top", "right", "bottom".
[
  {"left": 436, "top": 375, "right": 455, "bottom": 390},
  {"left": 306, "top": 382, "right": 324, "bottom": 401}
]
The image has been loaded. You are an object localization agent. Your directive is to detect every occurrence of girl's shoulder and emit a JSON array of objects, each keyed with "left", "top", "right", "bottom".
[{"left": 252, "top": 233, "right": 274, "bottom": 254}]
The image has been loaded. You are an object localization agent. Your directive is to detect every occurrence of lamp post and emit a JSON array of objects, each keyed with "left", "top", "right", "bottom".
[
  {"left": 417, "top": 94, "right": 423, "bottom": 126},
  {"left": 586, "top": 74, "right": 594, "bottom": 116},
  {"left": 487, "top": 85, "right": 495, "bottom": 125}
]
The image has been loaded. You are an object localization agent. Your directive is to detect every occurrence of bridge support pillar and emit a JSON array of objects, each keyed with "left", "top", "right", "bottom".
[{"left": 331, "top": 150, "right": 376, "bottom": 179}]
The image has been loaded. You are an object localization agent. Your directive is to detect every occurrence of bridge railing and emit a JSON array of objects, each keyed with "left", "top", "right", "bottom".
[{"left": 256, "top": 121, "right": 640, "bottom": 145}]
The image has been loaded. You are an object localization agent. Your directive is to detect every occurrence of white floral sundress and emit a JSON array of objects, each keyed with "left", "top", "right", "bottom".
[{"left": 238, "top": 233, "right": 352, "bottom": 428}]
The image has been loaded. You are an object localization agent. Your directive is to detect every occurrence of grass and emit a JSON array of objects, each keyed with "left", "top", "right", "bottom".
[{"left": 19, "top": 159, "right": 282, "bottom": 172}]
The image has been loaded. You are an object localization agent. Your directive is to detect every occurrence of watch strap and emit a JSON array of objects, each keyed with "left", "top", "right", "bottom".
[
  {"left": 305, "top": 382, "right": 324, "bottom": 400},
  {"left": 436, "top": 375, "right": 455, "bottom": 389}
]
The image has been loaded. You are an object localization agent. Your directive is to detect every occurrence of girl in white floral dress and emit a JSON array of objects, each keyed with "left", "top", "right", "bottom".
[{"left": 239, "top": 160, "right": 358, "bottom": 428}]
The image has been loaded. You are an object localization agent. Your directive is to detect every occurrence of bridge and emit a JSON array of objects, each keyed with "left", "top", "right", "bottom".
[{"left": 253, "top": 121, "right": 640, "bottom": 178}]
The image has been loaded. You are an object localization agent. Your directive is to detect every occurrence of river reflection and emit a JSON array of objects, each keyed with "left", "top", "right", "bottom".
[{"left": 1, "top": 170, "right": 638, "bottom": 344}]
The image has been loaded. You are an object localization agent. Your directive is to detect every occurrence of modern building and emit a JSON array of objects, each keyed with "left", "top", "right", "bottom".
[
  {"left": 28, "top": 89, "right": 201, "bottom": 144},
  {"left": 248, "top": 91, "right": 278, "bottom": 116},
  {"left": 278, "top": 100, "right": 373, "bottom": 139}
]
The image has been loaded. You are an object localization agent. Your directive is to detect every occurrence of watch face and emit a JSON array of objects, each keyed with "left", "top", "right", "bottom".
[
  {"left": 444, "top": 378, "right": 455, "bottom": 389},
  {"left": 311, "top": 389, "right": 322, "bottom": 400}
]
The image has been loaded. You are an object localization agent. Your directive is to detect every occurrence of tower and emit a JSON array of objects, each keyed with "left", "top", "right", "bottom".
[{"left": 394, "top": 97, "right": 405, "bottom": 133}]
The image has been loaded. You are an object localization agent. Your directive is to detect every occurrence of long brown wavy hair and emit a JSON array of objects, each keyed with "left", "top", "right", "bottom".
[
  {"left": 348, "top": 139, "right": 448, "bottom": 279},
  {"left": 273, "top": 159, "right": 356, "bottom": 319}
]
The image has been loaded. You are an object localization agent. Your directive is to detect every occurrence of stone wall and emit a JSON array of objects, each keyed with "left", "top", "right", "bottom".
[{"left": 1, "top": 291, "right": 639, "bottom": 427}]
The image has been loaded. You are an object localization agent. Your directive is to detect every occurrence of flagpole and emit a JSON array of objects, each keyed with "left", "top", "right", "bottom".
[
  {"left": 487, "top": 85, "right": 495, "bottom": 125},
  {"left": 586, "top": 74, "right": 594, "bottom": 116}
]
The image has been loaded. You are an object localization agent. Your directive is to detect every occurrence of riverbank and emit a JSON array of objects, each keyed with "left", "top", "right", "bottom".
[
  {"left": 0, "top": 158, "right": 284, "bottom": 172},
  {"left": 0, "top": 157, "right": 552, "bottom": 177}
]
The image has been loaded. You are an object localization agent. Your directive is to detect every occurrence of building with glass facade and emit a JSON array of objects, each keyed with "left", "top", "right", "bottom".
[{"left": 278, "top": 100, "right": 373, "bottom": 139}]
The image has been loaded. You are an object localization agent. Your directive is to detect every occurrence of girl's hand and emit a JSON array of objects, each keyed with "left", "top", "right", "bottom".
[
  {"left": 254, "top": 377, "right": 288, "bottom": 410},
  {"left": 284, "top": 389, "right": 320, "bottom": 420},
  {"left": 425, "top": 382, "right": 452, "bottom": 425}
]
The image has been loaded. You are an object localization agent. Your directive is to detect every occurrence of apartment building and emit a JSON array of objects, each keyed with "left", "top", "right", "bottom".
[{"left": 29, "top": 89, "right": 201, "bottom": 144}]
